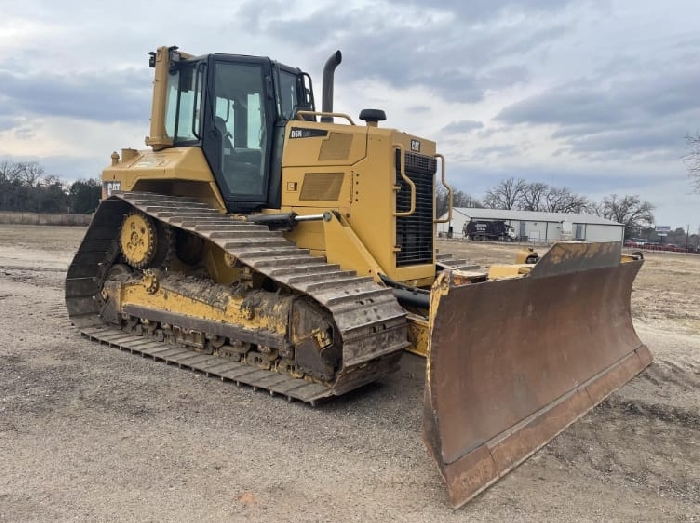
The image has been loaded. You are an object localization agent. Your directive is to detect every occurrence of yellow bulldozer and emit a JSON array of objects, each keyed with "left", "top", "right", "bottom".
[{"left": 65, "top": 46, "right": 652, "bottom": 507}]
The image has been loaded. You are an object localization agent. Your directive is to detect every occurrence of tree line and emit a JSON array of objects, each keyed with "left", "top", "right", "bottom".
[
  {"left": 437, "top": 177, "right": 656, "bottom": 239},
  {"left": 0, "top": 161, "right": 101, "bottom": 214},
  {"left": 1, "top": 159, "right": 689, "bottom": 243},
  {"left": 637, "top": 226, "right": 700, "bottom": 249},
  {"left": 433, "top": 132, "right": 700, "bottom": 244}
]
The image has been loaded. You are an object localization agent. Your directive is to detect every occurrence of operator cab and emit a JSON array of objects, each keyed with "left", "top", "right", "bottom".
[{"left": 157, "top": 49, "right": 315, "bottom": 212}]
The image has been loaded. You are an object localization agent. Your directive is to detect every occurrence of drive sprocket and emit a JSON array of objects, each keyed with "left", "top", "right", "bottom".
[
  {"left": 120, "top": 211, "right": 157, "bottom": 269},
  {"left": 119, "top": 211, "right": 174, "bottom": 270}
]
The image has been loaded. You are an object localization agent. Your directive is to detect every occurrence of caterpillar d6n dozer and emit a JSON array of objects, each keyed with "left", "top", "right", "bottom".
[{"left": 65, "top": 46, "right": 652, "bottom": 507}]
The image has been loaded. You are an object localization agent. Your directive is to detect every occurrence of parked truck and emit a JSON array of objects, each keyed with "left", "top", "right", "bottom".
[{"left": 464, "top": 220, "right": 516, "bottom": 241}]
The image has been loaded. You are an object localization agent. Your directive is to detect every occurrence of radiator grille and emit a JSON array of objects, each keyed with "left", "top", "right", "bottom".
[{"left": 395, "top": 150, "right": 436, "bottom": 267}]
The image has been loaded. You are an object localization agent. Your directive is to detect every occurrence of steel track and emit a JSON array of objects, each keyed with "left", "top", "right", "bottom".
[{"left": 65, "top": 192, "right": 410, "bottom": 403}]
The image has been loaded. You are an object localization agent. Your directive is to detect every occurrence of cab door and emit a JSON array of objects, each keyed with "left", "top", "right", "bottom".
[{"left": 201, "top": 57, "right": 275, "bottom": 213}]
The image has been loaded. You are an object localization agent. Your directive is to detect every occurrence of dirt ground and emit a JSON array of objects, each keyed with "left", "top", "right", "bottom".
[{"left": 0, "top": 226, "right": 698, "bottom": 522}]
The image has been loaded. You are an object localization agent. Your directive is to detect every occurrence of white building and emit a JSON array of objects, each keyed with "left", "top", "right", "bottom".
[{"left": 438, "top": 208, "right": 624, "bottom": 243}]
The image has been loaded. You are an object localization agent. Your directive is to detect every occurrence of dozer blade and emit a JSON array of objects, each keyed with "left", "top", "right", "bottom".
[{"left": 423, "top": 242, "right": 652, "bottom": 508}]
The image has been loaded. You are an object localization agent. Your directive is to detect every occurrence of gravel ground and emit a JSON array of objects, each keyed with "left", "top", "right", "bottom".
[{"left": 0, "top": 226, "right": 698, "bottom": 522}]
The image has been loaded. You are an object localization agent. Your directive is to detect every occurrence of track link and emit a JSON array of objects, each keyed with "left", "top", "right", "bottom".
[
  {"left": 66, "top": 192, "right": 409, "bottom": 403},
  {"left": 79, "top": 325, "right": 335, "bottom": 404}
]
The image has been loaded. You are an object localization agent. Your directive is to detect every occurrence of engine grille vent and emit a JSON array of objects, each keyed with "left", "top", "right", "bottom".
[
  {"left": 395, "top": 150, "right": 436, "bottom": 267},
  {"left": 299, "top": 172, "right": 344, "bottom": 201},
  {"left": 318, "top": 133, "right": 353, "bottom": 161}
]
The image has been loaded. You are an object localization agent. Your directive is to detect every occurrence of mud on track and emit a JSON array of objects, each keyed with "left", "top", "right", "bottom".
[{"left": 0, "top": 226, "right": 698, "bottom": 522}]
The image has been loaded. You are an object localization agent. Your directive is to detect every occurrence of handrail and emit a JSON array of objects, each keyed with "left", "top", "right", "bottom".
[
  {"left": 295, "top": 110, "right": 355, "bottom": 125},
  {"left": 433, "top": 153, "right": 453, "bottom": 224},
  {"left": 394, "top": 144, "right": 416, "bottom": 217}
]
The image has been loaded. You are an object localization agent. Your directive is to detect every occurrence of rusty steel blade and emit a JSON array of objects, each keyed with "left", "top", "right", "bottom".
[{"left": 423, "top": 242, "right": 652, "bottom": 508}]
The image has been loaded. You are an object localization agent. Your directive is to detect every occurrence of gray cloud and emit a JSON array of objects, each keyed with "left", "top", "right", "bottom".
[
  {"left": 239, "top": 3, "right": 565, "bottom": 103},
  {"left": 478, "top": 65, "right": 531, "bottom": 91},
  {"left": 383, "top": 0, "right": 591, "bottom": 22},
  {"left": 0, "top": 116, "right": 17, "bottom": 133},
  {"left": 498, "top": 88, "right": 619, "bottom": 126},
  {"left": 470, "top": 145, "right": 519, "bottom": 159},
  {"left": 559, "top": 127, "right": 688, "bottom": 156},
  {"left": 0, "top": 67, "right": 152, "bottom": 122},
  {"left": 498, "top": 67, "right": 700, "bottom": 127},
  {"left": 416, "top": 70, "right": 485, "bottom": 103},
  {"left": 12, "top": 125, "right": 36, "bottom": 141},
  {"left": 442, "top": 120, "right": 484, "bottom": 134},
  {"left": 407, "top": 105, "right": 432, "bottom": 113},
  {"left": 496, "top": 62, "right": 700, "bottom": 159}
]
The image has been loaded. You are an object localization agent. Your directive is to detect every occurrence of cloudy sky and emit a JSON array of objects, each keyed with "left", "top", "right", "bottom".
[{"left": 1, "top": 0, "right": 699, "bottom": 228}]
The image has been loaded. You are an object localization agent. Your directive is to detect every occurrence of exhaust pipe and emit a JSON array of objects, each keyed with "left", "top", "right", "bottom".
[{"left": 321, "top": 50, "right": 342, "bottom": 123}]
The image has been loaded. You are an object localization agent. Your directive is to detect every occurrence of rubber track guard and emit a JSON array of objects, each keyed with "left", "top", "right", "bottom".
[{"left": 423, "top": 242, "right": 652, "bottom": 507}]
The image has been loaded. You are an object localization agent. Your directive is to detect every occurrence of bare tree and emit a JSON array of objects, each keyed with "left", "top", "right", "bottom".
[
  {"left": 483, "top": 177, "right": 526, "bottom": 210},
  {"left": 519, "top": 182, "right": 549, "bottom": 211},
  {"left": 453, "top": 188, "right": 483, "bottom": 209},
  {"left": 436, "top": 186, "right": 482, "bottom": 218},
  {"left": 0, "top": 160, "right": 44, "bottom": 186},
  {"left": 0, "top": 160, "right": 25, "bottom": 182},
  {"left": 588, "top": 201, "right": 604, "bottom": 217},
  {"left": 685, "top": 133, "right": 700, "bottom": 192},
  {"left": 600, "top": 194, "right": 655, "bottom": 238},
  {"left": 435, "top": 185, "right": 450, "bottom": 219},
  {"left": 542, "top": 187, "right": 590, "bottom": 213},
  {"left": 0, "top": 160, "right": 71, "bottom": 213},
  {"left": 18, "top": 161, "right": 45, "bottom": 187}
]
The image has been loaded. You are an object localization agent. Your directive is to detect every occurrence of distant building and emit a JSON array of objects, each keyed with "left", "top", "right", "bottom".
[{"left": 438, "top": 208, "right": 624, "bottom": 243}]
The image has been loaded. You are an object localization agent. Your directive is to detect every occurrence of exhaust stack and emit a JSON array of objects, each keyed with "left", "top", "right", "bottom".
[{"left": 321, "top": 50, "right": 342, "bottom": 123}]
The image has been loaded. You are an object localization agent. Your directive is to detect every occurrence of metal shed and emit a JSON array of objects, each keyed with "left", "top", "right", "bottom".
[{"left": 438, "top": 208, "right": 624, "bottom": 242}]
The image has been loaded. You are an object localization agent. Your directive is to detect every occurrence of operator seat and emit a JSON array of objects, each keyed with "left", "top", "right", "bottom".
[{"left": 214, "top": 116, "right": 234, "bottom": 154}]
